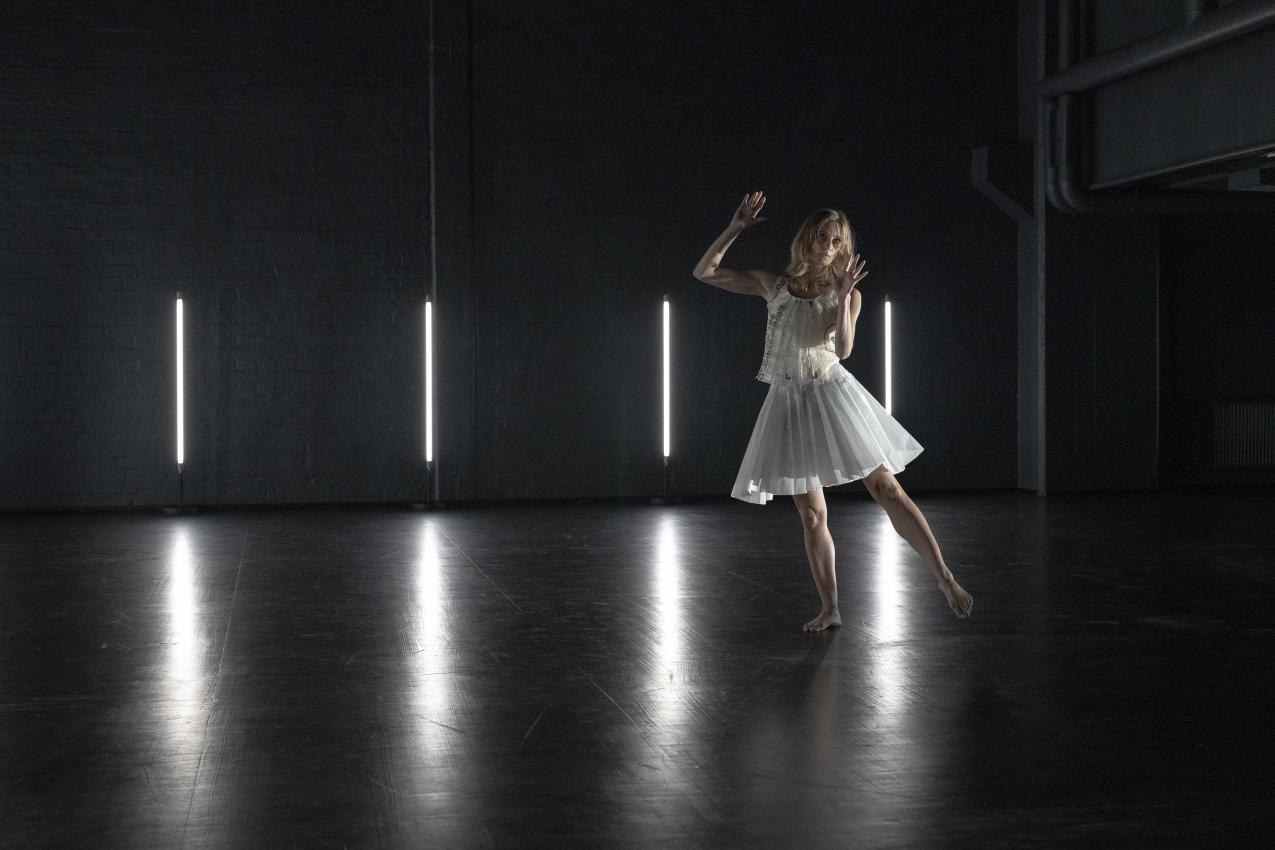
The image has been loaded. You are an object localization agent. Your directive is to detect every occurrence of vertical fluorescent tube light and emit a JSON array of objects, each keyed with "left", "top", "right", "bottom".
[
  {"left": 662, "top": 296, "right": 671, "bottom": 458},
  {"left": 884, "top": 297, "right": 893, "bottom": 415},
  {"left": 424, "top": 299, "right": 434, "bottom": 464},
  {"left": 175, "top": 295, "right": 185, "bottom": 466}
]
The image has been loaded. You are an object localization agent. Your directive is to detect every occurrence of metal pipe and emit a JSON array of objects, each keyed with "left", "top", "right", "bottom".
[
  {"left": 1040, "top": 0, "right": 1275, "bottom": 98},
  {"left": 1052, "top": 92, "right": 1275, "bottom": 214},
  {"left": 1044, "top": 0, "right": 1275, "bottom": 214},
  {"left": 1088, "top": 140, "right": 1275, "bottom": 189},
  {"left": 1186, "top": 0, "right": 1220, "bottom": 27}
]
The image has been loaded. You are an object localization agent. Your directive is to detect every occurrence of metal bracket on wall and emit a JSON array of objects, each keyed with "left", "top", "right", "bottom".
[{"left": 971, "top": 142, "right": 1034, "bottom": 222}]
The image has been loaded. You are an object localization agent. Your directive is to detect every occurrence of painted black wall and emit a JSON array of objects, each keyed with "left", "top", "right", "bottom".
[
  {"left": 3, "top": 1, "right": 1021, "bottom": 510},
  {"left": 1021, "top": 0, "right": 1275, "bottom": 492},
  {"left": 1042, "top": 213, "right": 1160, "bottom": 491},
  {"left": 2, "top": 2, "right": 430, "bottom": 510},
  {"left": 1160, "top": 215, "right": 1275, "bottom": 485}
]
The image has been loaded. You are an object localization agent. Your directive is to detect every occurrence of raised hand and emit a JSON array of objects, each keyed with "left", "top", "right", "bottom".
[
  {"left": 730, "top": 191, "right": 767, "bottom": 230},
  {"left": 835, "top": 253, "right": 868, "bottom": 298}
]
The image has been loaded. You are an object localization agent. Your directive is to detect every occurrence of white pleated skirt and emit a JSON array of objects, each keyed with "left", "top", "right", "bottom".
[{"left": 731, "top": 366, "right": 923, "bottom": 504}]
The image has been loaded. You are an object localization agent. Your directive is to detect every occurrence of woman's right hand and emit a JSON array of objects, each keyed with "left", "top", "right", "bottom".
[
  {"left": 692, "top": 191, "right": 777, "bottom": 297},
  {"left": 730, "top": 191, "right": 767, "bottom": 230}
]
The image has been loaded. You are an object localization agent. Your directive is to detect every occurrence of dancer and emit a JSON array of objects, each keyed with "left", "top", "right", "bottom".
[{"left": 693, "top": 191, "right": 973, "bottom": 630}]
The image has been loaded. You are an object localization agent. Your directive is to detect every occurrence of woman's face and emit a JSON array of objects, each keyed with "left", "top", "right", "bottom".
[{"left": 810, "top": 220, "right": 846, "bottom": 268}]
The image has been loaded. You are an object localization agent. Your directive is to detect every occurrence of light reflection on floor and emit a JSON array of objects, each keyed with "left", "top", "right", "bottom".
[
  {"left": 412, "top": 519, "right": 452, "bottom": 754},
  {"left": 167, "top": 527, "right": 200, "bottom": 687},
  {"left": 871, "top": 515, "right": 908, "bottom": 717},
  {"left": 649, "top": 515, "right": 685, "bottom": 739},
  {"left": 158, "top": 524, "right": 209, "bottom": 819}
]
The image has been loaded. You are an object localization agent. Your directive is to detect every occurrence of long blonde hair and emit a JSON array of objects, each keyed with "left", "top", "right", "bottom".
[{"left": 784, "top": 209, "right": 856, "bottom": 281}]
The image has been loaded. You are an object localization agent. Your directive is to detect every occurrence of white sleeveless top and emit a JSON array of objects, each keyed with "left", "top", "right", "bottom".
[{"left": 756, "top": 278, "right": 841, "bottom": 385}]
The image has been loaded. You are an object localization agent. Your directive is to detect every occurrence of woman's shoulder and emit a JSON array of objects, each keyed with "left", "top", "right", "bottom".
[{"left": 753, "top": 270, "right": 782, "bottom": 299}]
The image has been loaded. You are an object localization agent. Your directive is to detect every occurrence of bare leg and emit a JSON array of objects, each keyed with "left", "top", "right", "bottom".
[
  {"left": 863, "top": 467, "right": 973, "bottom": 618},
  {"left": 793, "top": 488, "right": 842, "bottom": 632}
]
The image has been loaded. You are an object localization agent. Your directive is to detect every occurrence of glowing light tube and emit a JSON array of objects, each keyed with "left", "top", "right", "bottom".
[
  {"left": 884, "top": 298, "right": 893, "bottom": 415},
  {"left": 662, "top": 297, "right": 671, "bottom": 458},
  {"left": 176, "top": 296, "right": 184, "bottom": 466},
  {"left": 424, "top": 299, "right": 434, "bottom": 463}
]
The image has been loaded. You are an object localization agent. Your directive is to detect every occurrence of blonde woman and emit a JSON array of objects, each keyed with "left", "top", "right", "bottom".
[{"left": 693, "top": 191, "right": 973, "bottom": 630}]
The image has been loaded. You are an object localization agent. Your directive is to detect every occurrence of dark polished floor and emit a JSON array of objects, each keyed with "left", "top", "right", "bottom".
[{"left": 3, "top": 489, "right": 1274, "bottom": 848}]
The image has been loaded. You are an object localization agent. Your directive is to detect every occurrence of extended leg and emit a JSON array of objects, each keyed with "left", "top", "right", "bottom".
[
  {"left": 792, "top": 488, "right": 842, "bottom": 632},
  {"left": 863, "top": 467, "right": 973, "bottom": 618}
]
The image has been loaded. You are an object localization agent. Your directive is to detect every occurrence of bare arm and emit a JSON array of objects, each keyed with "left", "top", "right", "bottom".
[
  {"left": 829, "top": 254, "right": 869, "bottom": 359},
  {"left": 692, "top": 192, "right": 777, "bottom": 298}
]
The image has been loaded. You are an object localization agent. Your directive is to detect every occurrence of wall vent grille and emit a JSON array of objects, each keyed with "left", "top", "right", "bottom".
[{"left": 1213, "top": 402, "right": 1275, "bottom": 469}]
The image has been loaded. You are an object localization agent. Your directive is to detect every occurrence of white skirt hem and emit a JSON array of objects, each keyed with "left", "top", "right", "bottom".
[{"left": 730, "top": 367, "right": 923, "bottom": 505}]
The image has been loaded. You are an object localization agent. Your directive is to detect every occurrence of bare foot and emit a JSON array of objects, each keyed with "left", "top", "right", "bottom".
[
  {"left": 803, "top": 609, "right": 842, "bottom": 632},
  {"left": 939, "top": 573, "right": 973, "bottom": 619}
]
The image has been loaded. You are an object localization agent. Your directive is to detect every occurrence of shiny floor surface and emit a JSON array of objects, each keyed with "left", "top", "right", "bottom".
[{"left": 3, "top": 490, "right": 1274, "bottom": 848}]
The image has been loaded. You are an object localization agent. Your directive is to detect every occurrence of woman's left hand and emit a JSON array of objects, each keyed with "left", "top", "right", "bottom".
[{"left": 835, "top": 254, "right": 868, "bottom": 299}]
